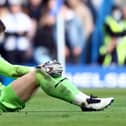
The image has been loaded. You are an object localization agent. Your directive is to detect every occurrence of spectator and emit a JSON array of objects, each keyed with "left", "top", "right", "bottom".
[
  {"left": 23, "top": 0, "right": 43, "bottom": 44},
  {"left": 98, "top": 5, "right": 126, "bottom": 66},
  {"left": 33, "top": 0, "right": 57, "bottom": 64},
  {"left": 0, "top": 0, "right": 8, "bottom": 18},
  {"left": 82, "top": 0, "right": 104, "bottom": 24},
  {"left": 117, "top": 5, "right": 126, "bottom": 65},
  {"left": 68, "top": 0, "right": 94, "bottom": 40},
  {"left": 1, "top": 0, "right": 33, "bottom": 64},
  {"left": 59, "top": 0, "right": 85, "bottom": 64},
  {"left": 0, "top": 0, "right": 8, "bottom": 56},
  {"left": 83, "top": 0, "right": 97, "bottom": 25},
  {"left": 67, "top": 0, "right": 94, "bottom": 64},
  {"left": 91, "top": 0, "right": 114, "bottom": 64},
  {"left": 23, "top": 0, "right": 43, "bottom": 21}
]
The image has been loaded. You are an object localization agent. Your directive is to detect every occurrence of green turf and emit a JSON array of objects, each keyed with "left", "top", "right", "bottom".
[{"left": 0, "top": 88, "right": 126, "bottom": 126}]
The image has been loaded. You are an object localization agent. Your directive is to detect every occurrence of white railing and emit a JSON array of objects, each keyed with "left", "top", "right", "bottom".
[{"left": 56, "top": 12, "right": 66, "bottom": 73}]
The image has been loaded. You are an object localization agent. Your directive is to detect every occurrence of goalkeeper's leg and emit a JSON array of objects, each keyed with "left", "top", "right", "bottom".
[
  {"left": 38, "top": 71, "right": 114, "bottom": 111},
  {"left": 0, "top": 58, "right": 114, "bottom": 112},
  {"left": 0, "top": 70, "right": 51, "bottom": 112},
  {"left": 37, "top": 61, "right": 114, "bottom": 111},
  {"left": 0, "top": 68, "right": 114, "bottom": 112}
]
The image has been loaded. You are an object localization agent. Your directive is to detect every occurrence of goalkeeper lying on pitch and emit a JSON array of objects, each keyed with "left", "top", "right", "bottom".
[{"left": 0, "top": 20, "right": 114, "bottom": 112}]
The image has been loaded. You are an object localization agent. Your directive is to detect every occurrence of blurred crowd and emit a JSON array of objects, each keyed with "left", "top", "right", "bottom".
[{"left": 0, "top": 0, "right": 126, "bottom": 66}]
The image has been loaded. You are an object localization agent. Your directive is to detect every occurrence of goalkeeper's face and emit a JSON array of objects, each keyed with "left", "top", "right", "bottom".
[{"left": 0, "top": 20, "right": 6, "bottom": 34}]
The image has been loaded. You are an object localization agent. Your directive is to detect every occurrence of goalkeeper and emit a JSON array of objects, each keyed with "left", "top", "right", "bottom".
[{"left": 0, "top": 20, "right": 114, "bottom": 112}]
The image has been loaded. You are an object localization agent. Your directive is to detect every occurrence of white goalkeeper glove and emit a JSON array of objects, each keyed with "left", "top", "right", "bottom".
[{"left": 36, "top": 60, "right": 63, "bottom": 77}]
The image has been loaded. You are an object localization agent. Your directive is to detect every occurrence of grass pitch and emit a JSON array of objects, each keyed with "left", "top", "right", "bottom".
[{"left": 0, "top": 88, "right": 126, "bottom": 126}]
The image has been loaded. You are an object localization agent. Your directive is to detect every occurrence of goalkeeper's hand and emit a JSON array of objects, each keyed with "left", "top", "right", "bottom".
[{"left": 36, "top": 60, "right": 63, "bottom": 77}]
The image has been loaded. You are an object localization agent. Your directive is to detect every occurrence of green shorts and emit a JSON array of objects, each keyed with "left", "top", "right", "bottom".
[{"left": 0, "top": 84, "right": 25, "bottom": 112}]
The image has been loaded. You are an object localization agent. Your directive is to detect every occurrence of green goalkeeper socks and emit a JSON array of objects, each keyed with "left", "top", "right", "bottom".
[
  {"left": 0, "top": 56, "right": 31, "bottom": 78},
  {"left": 36, "top": 70, "right": 88, "bottom": 106},
  {"left": 0, "top": 84, "right": 25, "bottom": 111}
]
